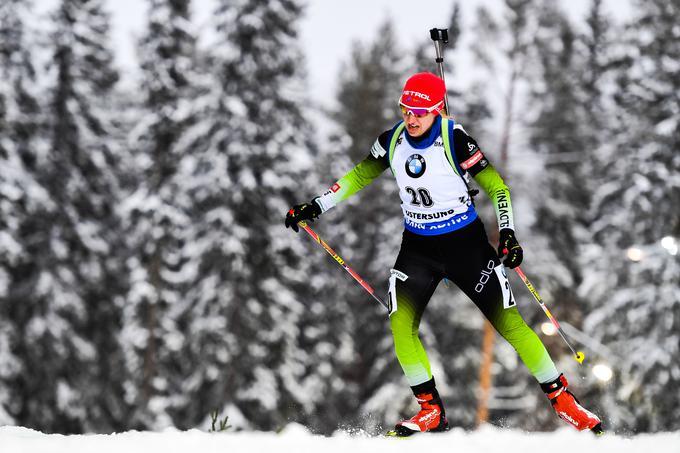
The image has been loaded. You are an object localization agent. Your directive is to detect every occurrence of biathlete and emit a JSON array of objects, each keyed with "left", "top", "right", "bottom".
[{"left": 285, "top": 72, "right": 602, "bottom": 436}]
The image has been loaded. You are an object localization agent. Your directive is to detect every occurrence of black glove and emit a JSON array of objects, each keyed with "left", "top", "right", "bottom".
[
  {"left": 497, "top": 228, "right": 523, "bottom": 269},
  {"left": 285, "top": 199, "right": 322, "bottom": 233}
]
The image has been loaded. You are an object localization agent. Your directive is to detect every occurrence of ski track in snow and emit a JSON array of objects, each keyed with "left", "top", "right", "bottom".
[{"left": 1, "top": 423, "right": 678, "bottom": 453}]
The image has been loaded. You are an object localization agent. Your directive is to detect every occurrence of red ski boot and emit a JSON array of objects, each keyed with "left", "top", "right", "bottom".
[
  {"left": 541, "top": 374, "right": 603, "bottom": 435},
  {"left": 389, "top": 381, "right": 449, "bottom": 437}
]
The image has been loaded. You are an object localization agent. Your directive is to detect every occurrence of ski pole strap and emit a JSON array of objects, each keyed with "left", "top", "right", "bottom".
[{"left": 298, "top": 221, "right": 388, "bottom": 311}]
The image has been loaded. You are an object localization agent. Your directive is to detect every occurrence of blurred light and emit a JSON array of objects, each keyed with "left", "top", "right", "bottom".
[
  {"left": 592, "top": 364, "right": 613, "bottom": 383},
  {"left": 660, "top": 236, "right": 678, "bottom": 256},
  {"left": 540, "top": 322, "right": 557, "bottom": 336},
  {"left": 626, "top": 247, "right": 644, "bottom": 262}
]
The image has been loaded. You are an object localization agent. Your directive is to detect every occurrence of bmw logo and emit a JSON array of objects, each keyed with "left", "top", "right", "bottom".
[{"left": 405, "top": 154, "right": 426, "bottom": 178}]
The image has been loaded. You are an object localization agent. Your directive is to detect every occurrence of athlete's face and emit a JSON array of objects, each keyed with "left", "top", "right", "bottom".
[{"left": 402, "top": 111, "right": 437, "bottom": 137}]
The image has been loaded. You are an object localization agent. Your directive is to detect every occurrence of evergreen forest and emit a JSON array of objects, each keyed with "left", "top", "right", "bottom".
[{"left": 0, "top": 0, "right": 678, "bottom": 435}]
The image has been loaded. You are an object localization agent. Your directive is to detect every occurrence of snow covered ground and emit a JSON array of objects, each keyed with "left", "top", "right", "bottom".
[{"left": 1, "top": 424, "right": 678, "bottom": 453}]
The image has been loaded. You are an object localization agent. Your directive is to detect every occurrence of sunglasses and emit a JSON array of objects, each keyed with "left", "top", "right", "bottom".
[{"left": 400, "top": 101, "right": 443, "bottom": 117}]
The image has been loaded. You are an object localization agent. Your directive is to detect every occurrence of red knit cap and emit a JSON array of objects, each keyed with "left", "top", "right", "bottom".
[{"left": 399, "top": 72, "right": 446, "bottom": 112}]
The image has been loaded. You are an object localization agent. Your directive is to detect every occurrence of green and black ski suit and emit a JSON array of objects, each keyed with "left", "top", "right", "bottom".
[{"left": 315, "top": 115, "right": 559, "bottom": 387}]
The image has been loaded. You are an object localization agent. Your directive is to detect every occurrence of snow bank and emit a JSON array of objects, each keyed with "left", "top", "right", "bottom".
[{"left": 0, "top": 423, "right": 677, "bottom": 453}]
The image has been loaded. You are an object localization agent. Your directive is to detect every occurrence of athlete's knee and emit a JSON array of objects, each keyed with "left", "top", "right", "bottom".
[
  {"left": 390, "top": 310, "right": 418, "bottom": 338},
  {"left": 494, "top": 314, "right": 545, "bottom": 354},
  {"left": 498, "top": 320, "right": 534, "bottom": 344},
  {"left": 391, "top": 323, "right": 418, "bottom": 362}
]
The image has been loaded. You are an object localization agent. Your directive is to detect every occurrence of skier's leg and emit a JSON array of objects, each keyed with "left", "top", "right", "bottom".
[
  {"left": 444, "top": 222, "right": 559, "bottom": 383},
  {"left": 467, "top": 280, "right": 560, "bottom": 383},
  {"left": 445, "top": 221, "right": 601, "bottom": 432},
  {"left": 388, "top": 252, "right": 441, "bottom": 387},
  {"left": 387, "top": 238, "right": 448, "bottom": 435}
]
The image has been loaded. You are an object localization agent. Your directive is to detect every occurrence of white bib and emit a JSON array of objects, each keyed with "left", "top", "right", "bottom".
[{"left": 390, "top": 131, "right": 477, "bottom": 235}]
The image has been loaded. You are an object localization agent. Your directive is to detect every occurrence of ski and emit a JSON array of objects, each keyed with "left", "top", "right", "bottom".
[
  {"left": 385, "top": 423, "right": 450, "bottom": 438},
  {"left": 385, "top": 425, "right": 417, "bottom": 438},
  {"left": 385, "top": 430, "right": 411, "bottom": 438},
  {"left": 591, "top": 423, "right": 605, "bottom": 436},
  {"left": 386, "top": 423, "right": 604, "bottom": 437}
]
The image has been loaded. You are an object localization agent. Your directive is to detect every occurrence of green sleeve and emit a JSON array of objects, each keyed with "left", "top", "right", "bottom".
[
  {"left": 315, "top": 154, "right": 389, "bottom": 212},
  {"left": 473, "top": 164, "right": 515, "bottom": 231}
]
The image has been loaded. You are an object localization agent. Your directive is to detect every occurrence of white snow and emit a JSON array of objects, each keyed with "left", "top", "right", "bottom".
[{"left": 0, "top": 424, "right": 677, "bottom": 453}]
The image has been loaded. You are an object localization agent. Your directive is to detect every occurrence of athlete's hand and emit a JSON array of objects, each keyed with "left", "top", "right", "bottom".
[
  {"left": 497, "top": 228, "right": 523, "bottom": 268},
  {"left": 285, "top": 199, "right": 322, "bottom": 233}
]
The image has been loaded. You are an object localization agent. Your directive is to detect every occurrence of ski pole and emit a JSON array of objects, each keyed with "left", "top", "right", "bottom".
[
  {"left": 430, "top": 27, "right": 450, "bottom": 290},
  {"left": 429, "top": 28, "right": 451, "bottom": 114},
  {"left": 513, "top": 266, "right": 586, "bottom": 364},
  {"left": 298, "top": 221, "right": 388, "bottom": 311}
]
